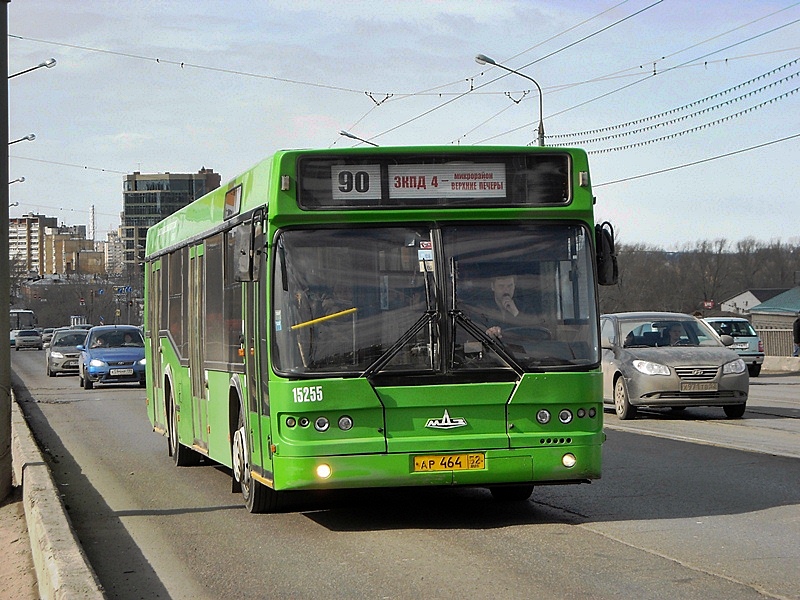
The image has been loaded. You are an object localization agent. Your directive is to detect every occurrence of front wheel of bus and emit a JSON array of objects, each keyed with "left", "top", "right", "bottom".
[
  {"left": 489, "top": 484, "right": 534, "bottom": 502},
  {"left": 232, "top": 412, "right": 278, "bottom": 513}
]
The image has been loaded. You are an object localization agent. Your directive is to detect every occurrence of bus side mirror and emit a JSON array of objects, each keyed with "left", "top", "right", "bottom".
[
  {"left": 233, "top": 219, "right": 256, "bottom": 282},
  {"left": 234, "top": 213, "right": 265, "bottom": 282},
  {"left": 596, "top": 221, "right": 619, "bottom": 286}
]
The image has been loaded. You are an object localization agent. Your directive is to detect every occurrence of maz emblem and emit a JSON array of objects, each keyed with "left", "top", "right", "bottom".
[{"left": 425, "top": 409, "right": 467, "bottom": 430}]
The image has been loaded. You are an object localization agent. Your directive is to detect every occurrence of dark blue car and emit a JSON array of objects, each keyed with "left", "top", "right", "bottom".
[{"left": 78, "top": 325, "right": 146, "bottom": 390}]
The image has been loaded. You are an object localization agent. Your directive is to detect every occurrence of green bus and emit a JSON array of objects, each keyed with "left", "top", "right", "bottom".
[{"left": 144, "top": 146, "right": 617, "bottom": 512}]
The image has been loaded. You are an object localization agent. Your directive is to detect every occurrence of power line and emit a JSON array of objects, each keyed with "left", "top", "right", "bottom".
[
  {"left": 586, "top": 85, "right": 800, "bottom": 153},
  {"left": 9, "top": 154, "right": 127, "bottom": 174},
  {"left": 550, "top": 58, "right": 800, "bottom": 140},
  {"left": 474, "top": 14, "right": 800, "bottom": 144},
  {"left": 593, "top": 131, "right": 800, "bottom": 187}
]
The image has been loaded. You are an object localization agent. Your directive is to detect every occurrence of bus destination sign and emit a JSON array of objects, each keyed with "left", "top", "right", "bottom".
[{"left": 330, "top": 163, "right": 507, "bottom": 202}]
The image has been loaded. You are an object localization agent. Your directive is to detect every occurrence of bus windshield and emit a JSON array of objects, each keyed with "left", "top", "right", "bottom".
[
  {"left": 10, "top": 309, "right": 36, "bottom": 331},
  {"left": 272, "top": 223, "right": 598, "bottom": 377}
]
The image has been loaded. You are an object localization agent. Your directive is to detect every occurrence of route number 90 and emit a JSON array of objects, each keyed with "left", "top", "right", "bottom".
[{"left": 338, "top": 170, "right": 370, "bottom": 194}]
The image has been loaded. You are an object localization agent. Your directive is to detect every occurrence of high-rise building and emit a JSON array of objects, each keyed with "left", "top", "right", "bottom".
[
  {"left": 9, "top": 213, "right": 58, "bottom": 276},
  {"left": 121, "top": 167, "right": 221, "bottom": 271}
]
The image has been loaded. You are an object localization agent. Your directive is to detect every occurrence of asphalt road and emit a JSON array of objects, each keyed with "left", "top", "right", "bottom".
[{"left": 11, "top": 350, "right": 800, "bottom": 600}]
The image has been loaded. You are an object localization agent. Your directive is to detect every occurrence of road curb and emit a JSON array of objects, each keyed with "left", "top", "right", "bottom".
[{"left": 11, "top": 395, "right": 106, "bottom": 600}]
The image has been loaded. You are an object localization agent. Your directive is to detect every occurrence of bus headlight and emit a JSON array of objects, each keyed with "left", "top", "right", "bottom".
[
  {"left": 558, "top": 409, "right": 573, "bottom": 424},
  {"left": 314, "top": 417, "right": 330, "bottom": 432},
  {"left": 316, "top": 464, "right": 332, "bottom": 479},
  {"left": 338, "top": 415, "right": 354, "bottom": 431},
  {"left": 536, "top": 409, "right": 551, "bottom": 424},
  {"left": 562, "top": 453, "right": 577, "bottom": 468}
]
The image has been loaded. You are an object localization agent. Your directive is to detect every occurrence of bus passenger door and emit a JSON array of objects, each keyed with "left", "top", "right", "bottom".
[
  {"left": 243, "top": 218, "right": 270, "bottom": 479},
  {"left": 189, "top": 244, "right": 208, "bottom": 452},
  {"left": 146, "top": 260, "right": 166, "bottom": 430}
]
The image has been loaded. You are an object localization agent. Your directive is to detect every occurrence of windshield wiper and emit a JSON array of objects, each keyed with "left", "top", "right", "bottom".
[
  {"left": 361, "top": 269, "right": 438, "bottom": 378},
  {"left": 450, "top": 310, "right": 525, "bottom": 377}
]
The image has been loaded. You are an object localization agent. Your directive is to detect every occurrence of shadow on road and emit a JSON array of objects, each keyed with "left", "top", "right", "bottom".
[{"left": 12, "top": 373, "right": 173, "bottom": 600}]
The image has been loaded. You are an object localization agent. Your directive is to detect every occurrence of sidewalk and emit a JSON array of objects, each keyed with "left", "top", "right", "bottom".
[
  {"left": 0, "top": 485, "right": 38, "bottom": 599},
  {"left": 9, "top": 395, "right": 106, "bottom": 600}
]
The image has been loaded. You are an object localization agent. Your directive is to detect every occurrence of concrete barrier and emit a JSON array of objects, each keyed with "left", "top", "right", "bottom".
[
  {"left": 11, "top": 396, "right": 106, "bottom": 600},
  {"left": 762, "top": 356, "right": 800, "bottom": 374}
]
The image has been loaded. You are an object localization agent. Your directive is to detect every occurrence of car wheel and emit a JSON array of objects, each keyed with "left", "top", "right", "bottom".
[
  {"left": 748, "top": 364, "right": 761, "bottom": 377},
  {"left": 47, "top": 364, "right": 55, "bottom": 377},
  {"left": 84, "top": 377, "right": 93, "bottom": 390},
  {"left": 614, "top": 376, "right": 637, "bottom": 420},
  {"left": 723, "top": 403, "right": 746, "bottom": 419}
]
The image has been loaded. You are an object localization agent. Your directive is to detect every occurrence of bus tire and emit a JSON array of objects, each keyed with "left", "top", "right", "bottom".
[
  {"left": 489, "top": 484, "right": 534, "bottom": 502},
  {"left": 614, "top": 376, "right": 636, "bottom": 420},
  {"left": 168, "top": 389, "right": 199, "bottom": 466},
  {"left": 232, "top": 409, "right": 279, "bottom": 513}
]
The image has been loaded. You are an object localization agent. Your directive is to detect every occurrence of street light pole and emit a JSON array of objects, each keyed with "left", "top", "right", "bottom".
[
  {"left": 475, "top": 54, "right": 545, "bottom": 146},
  {"left": 1, "top": 3, "right": 12, "bottom": 502},
  {"left": 8, "top": 57, "right": 56, "bottom": 79},
  {"left": 8, "top": 133, "right": 35, "bottom": 145},
  {"left": 3, "top": 51, "right": 57, "bottom": 500}
]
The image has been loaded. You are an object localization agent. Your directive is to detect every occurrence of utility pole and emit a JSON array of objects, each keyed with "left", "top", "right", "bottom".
[{"left": 1, "top": 1, "right": 13, "bottom": 501}]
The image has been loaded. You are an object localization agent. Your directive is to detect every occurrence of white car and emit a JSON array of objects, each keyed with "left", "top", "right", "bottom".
[{"left": 14, "top": 329, "right": 44, "bottom": 351}]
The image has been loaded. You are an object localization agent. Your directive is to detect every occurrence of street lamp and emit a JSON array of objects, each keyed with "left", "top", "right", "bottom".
[
  {"left": 8, "top": 177, "right": 25, "bottom": 185},
  {"left": 8, "top": 58, "right": 56, "bottom": 79},
  {"left": 475, "top": 54, "right": 545, "bottom": 146},
  {"left": 8, "top": 133, "right": 35, "bottom": 145},
  {"left": 339, "top": 130, "right": 379, "bottom": 147}
]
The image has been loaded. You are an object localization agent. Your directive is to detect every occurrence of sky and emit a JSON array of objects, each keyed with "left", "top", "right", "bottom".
[{"left": 7, "top": 0, "right": 800, "bottom": 249}]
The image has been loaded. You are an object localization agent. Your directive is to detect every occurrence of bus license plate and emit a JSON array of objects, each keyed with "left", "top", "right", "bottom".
[
  {"left": 413, "top": 453, "right": 485, "bottom": 472},
  {"left": 680, "top": 382, "right": 718, "bottom": 392},
  {"left": 110, "top": 368, "right": 134, "bottom": 376}
]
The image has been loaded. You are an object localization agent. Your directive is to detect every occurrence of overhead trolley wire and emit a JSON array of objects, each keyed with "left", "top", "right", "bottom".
[
  {"left": 552, "top": 59, "right": 800, "bottom": 144},
  {"left": 593, "top": 131, "right": 800, "bottom": 187}
]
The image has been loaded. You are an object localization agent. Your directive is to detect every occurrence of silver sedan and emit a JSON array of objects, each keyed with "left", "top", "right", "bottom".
[{"left": 600, "top": 312, "right": 749, "bottom": 419}]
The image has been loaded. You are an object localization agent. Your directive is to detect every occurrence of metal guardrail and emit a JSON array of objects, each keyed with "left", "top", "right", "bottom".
[{"left": 755, "top": 328, "right": 794, "bottom": 357}]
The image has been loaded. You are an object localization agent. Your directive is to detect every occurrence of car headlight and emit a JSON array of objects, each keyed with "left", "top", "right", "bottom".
[
  {"left": 722, "top": 358, "right": 746, "bottom": 375},
  {"left": 138, "top": 358, "right": 146, "bottom": 366},
  {"left": 50, "top": 351, "right": 64, "bottom": 359},
  {"left": 89, "top": 358, "right": 106, "bottom": 367},
  {"left": 632, "top": 359, "right": 670, "bottom": 376}
]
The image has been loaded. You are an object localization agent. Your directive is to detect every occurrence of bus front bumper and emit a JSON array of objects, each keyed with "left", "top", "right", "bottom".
[{"left": 268, "top": 444, "right": 602, "bottom": 491}]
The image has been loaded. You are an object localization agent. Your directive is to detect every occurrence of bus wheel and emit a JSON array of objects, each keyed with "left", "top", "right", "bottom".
[
  {"left": 232, "top": 411, "right": 278, "bottom": 513},
  {"left": 169, "top": 391, "right": 198, "bottom": 466},
  {"left": 614, "top": 377, "right": 637, "bottom": 420},
  {"left": 489, "top": 484, "right": 534, "bottom": 502}
]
